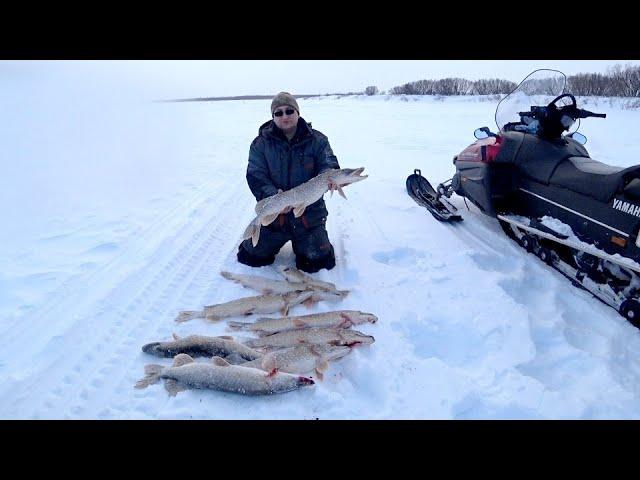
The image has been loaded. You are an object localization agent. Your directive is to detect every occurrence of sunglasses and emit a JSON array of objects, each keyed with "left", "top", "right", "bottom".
[{"left": 273, "top": 108, "right": 296, "bottom": 117}]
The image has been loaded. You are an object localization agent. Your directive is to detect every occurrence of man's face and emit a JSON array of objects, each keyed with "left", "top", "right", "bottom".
[{"left": 272, "top": 105, "right": 299, "bottom": 132}]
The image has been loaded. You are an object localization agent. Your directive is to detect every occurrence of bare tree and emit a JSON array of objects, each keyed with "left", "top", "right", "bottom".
[{"left": 365, "top": 86, "right": 379, "bottom": 96}]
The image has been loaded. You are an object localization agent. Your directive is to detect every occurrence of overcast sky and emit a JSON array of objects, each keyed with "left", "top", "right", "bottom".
[{"left": 3, "top": 60, "right": 640, "bottom": 100}]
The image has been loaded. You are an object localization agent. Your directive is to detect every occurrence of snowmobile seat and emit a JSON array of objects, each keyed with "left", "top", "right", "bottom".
[{"left": 549, "top": 157, "right": 640, "bottom": 203}]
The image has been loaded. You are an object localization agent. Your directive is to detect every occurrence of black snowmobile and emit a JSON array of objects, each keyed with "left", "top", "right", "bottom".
[{"left": 407, "top": 69, "right": 640, "bottom": 327}]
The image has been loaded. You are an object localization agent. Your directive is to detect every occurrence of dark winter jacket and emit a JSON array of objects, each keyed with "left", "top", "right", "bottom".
[{"left": 246, "top": 117, "right": 340, "bottom": 228}]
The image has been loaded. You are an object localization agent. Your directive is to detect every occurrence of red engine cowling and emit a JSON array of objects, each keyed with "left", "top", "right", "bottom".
[{"left": 456, "top": 136, "right": 503, "bottom": 163}]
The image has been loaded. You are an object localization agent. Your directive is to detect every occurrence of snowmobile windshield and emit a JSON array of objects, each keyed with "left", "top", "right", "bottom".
[{"left": 495, "top": 69, "right": 567, "bottom": 133}]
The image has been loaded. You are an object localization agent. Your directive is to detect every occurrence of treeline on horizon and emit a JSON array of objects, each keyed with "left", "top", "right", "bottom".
[{"left": 373, "top": 64, "right": 640, "bottom": 97}]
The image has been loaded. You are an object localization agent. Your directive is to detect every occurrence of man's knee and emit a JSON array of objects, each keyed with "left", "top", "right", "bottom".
[
  {"left": 296, "top": 245, "right": 336, "bottom": 273},
  {"left": 237, "top": 243, "right": 276, "bottom": 267}
]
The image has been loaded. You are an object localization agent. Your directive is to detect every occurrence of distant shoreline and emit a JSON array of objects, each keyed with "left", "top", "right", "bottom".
[{"left": 160, "top": 94, "right": 339, "bottom": 103}]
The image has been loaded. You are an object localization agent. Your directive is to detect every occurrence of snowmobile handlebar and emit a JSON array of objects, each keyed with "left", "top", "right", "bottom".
[
  {"left": 573, "top": 109, "right": 606, "bottom": 119},
  {"left": 512, "top": 94, "right": 606, "bottom": 138}
]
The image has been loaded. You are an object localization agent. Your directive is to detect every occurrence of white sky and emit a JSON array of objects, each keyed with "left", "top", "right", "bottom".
[{"left": 2, "top": 60, "right": 639, "bottom": 100}]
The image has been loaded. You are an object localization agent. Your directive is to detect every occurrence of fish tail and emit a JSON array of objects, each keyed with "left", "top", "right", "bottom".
[
  {"left": 175, "top": 310, "right": 203, "bottom": 323},
  {"left": 220, "top": 271, "right": 235, "bottom": 281},
  {"left": 134, "top": 364, "right": 164, "bottom": 389},
  {"left": 243, "top": 218, "right": 261, "bottom": 247}
]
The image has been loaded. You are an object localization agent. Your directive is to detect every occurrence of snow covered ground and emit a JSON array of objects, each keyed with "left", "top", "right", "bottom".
[{"left": 3, "top": 70, "right": 640, "bottom": 419}]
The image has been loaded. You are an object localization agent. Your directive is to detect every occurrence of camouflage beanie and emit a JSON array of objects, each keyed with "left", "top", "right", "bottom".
[{"left": 271, "top": 91, "right": 300, "bottom": 115}]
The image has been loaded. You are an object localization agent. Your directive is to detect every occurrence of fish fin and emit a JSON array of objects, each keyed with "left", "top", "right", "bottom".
[
  {"left": 212, "top": 356, "right": 231, "bottom": 367},
  {"left": 134, "top": 364, "right": 164, "bottom": 389},
  {"left": 260, "top": 213, "right": 279, "bottom": 226},
  {"left": 255, "top": 197, "right": 269, "bottom": 213},
  {"left": 339, "top": 313, "right": 353, "bottom": 328},
  {"left": 175, "top": 310, "right": 203, "bottom": 323},
  {"left": 164, "top": 379, "right": 187, "bottom": 397},
  {"left": 293, "top": 205, "right": 306, "bottom": 218},
  {"left": 205, "top": 314, "right": 222, "bottom": 322},
  {"left": 256, "top": 330, "right": 272, "bottom": 337},
  {"left": 316, "top": 358, "right": 330, "bottom": 374},
  {"left": 281, "top": 305, "right": 289, "bottom": 316},
  {"left": 217, "top": 335, "right": 234, "bottom": 341},
  {"left": 314, "top": 368, "right": 325, "bottom": 382},
  {"left": 293, "top": 319, "right": 307, "bottom": 327},
  {"left": 337, "top": 186, "right": 347, "bottom": 199},
  {"left": 261, "top": 354, "right": 277, "bottom": 372},
  {"left": 172, "top": 332, "right": 180, "bottom": 341},
  {"left": 302, "top": 297, "right": 317, "bottom": 308},
  {"left": 251, "top": 226, "right": 261, "bottom": 247},
  {"left": 172, "top": 354, "right": 195, "bottom": 367},
  {"left": 243, "top": 220, "right": 258, "bottom": 241}
]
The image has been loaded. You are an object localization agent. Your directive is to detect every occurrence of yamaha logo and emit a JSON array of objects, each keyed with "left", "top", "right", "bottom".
[{"left": 613, "top": 198, "right": 640, "bottom": 217}]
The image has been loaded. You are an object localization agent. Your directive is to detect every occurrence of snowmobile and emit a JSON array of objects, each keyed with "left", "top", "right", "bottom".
[{"left": 407, "top": 69, "right": 640, "bottom": 327}]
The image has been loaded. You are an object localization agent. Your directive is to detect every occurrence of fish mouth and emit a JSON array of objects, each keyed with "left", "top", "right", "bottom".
[
  {"left": 336, "top": 167, "right": 368, "bottom": 186},
  {"left": 298, "top": 376, "right": 315, "bottom": 386},
  {"left": 141, "top": 342, "right": 161, "bottom": 354},
  {"left": 347, "top": 167, "right": 367, "bottom": 181}
]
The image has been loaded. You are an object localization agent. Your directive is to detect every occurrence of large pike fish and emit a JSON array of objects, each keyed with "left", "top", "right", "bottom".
[
  {"left": 141, "top": 333, "right": 263, "bottom": 362},
  {"left": 221, "top": 270, "right": 348, "bottom": 305},
  {"left": 134, "top": 353, "right": 314, "bottom": 396},
  {"left": 244, "top": 327, "right": 375, "bottom": 350},
  {"left": 228, "top": 310, "right": 379, "bottom": 336},
  {"left": 277, "top": 266, "right": 341, "bottom": 293},
  {"left": 243, "top": 167, "right": 367, "bottom": 247},
  {"left": 175, "top": 290, "right": 313, "bottom": 323},
  {"left": 241, "top": 345, "right": 352, "bottom": 381},
  {"left": 220, "top": 271, "right": 310, "bottom": 295}
]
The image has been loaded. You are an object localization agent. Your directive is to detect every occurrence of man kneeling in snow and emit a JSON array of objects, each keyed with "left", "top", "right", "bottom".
[{"left": 236, "top": 92, "right": 339, "bottom": 273}]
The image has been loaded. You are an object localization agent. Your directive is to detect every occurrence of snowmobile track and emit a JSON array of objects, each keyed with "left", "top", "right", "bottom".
[{"left": 0, "top": 179, "right": 252, "bottom": 418}]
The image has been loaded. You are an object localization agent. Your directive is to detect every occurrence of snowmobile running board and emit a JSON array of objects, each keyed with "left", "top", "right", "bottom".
[{"left": 497, "top": 214, "right": 640, "bottom": 275}]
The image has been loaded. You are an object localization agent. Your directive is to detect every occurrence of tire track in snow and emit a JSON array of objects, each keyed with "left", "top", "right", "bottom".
[
  {"left": 1, "top": 173, "right": 235, "bottom": 351},
  {"left": 0, "top": 176, "right": 253, "bottom": 418}
]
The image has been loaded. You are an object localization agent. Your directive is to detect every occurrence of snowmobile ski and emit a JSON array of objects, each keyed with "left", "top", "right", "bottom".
[{"left": 406, "top": 169, "right": 463, "bottom": 222}]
